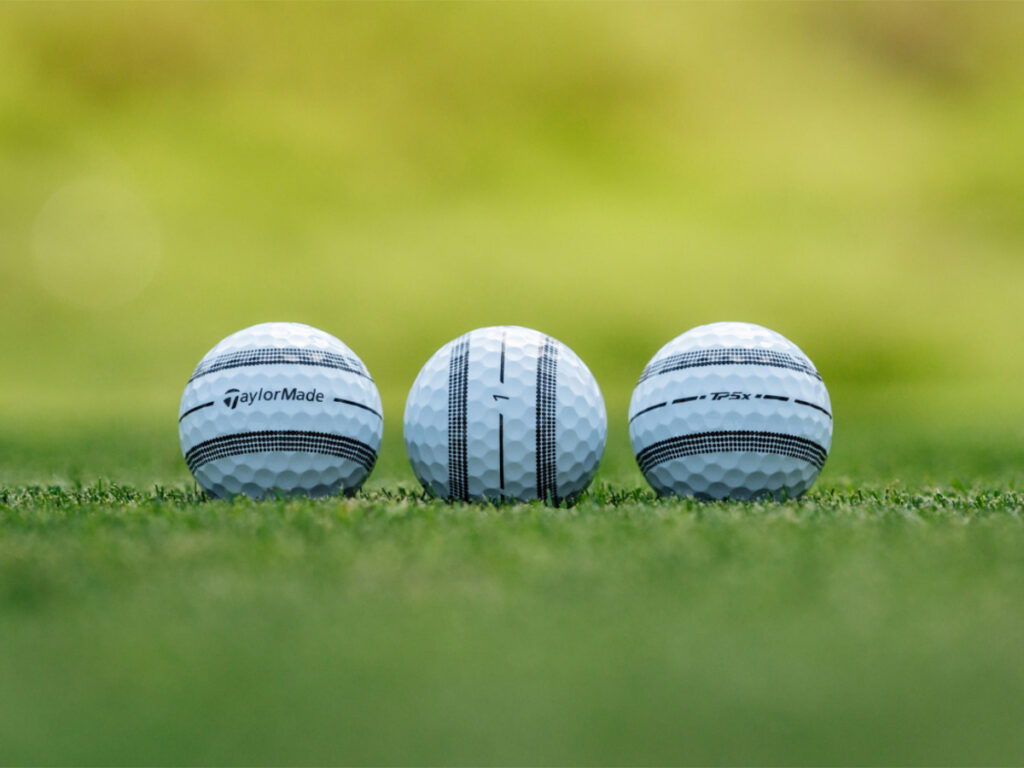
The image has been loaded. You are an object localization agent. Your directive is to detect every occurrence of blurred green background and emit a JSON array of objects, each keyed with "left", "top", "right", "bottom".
[{"left": 2, "top": 1, "right": 1023, "bottom": 487}]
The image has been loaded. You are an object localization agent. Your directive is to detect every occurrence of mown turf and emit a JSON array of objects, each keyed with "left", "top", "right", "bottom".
[
  {"left": 1, "top": 476, "right": 1023, "bottom": 765},
  {"left": 1, "top": 419, "right": 1022, "bottom": 763}
]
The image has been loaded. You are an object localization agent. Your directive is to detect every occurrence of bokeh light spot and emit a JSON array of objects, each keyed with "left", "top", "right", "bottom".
[{"left": 32, "top": 178, "right": 161, "bottom": 308}]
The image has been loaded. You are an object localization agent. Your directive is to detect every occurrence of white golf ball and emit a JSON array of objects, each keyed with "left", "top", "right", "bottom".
[
  {"left": 178, "top": 322, "right": 383, "bottom": 499},
  {"left": 629, "top": 322, "right": 832, "bottom": 500},
  {"left": 404, "top": 326, "right": 607, "bottom": 503}
]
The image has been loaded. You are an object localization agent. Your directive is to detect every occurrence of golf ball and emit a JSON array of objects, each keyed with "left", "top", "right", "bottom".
[
  {"left": 178, "top": 322, "right": 382, "bottom": 499},
  {"left": 404, "top": 326, "right": 607, "bottom": 503},
  {"left": 629, "top": 322, "right": 832, "bottom": 500}
]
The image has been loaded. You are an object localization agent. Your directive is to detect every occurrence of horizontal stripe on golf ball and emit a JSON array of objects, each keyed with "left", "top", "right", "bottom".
[
  {"left": 185, "top": 430, "right": 377, "bottom": 474},
  {"left": 637, "top": 348, "right": 821, "bottom": 384},
  {"left": 628, "top": 395, "right": 832, "bottom": 424},
  {"left": 332, "top": 398, "right": 383, "bottom": 419},
  {"left": 189, "top": 348, "right": 371, "bottom": 383},
  {"left": 178, "top": 400, "right": 215, "bottom": 422},
  {"left": 635, "top": 430, "right": 828, "bottom": 474}
]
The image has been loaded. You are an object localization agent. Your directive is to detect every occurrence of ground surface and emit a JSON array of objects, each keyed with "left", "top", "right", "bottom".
[{"left": 2, "top": 423, "right": 1023, "bottom": 765}]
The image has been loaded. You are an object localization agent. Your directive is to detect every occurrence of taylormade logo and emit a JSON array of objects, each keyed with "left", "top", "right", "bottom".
[{"left": 223, "top": 387, "right": 325, "bottom": 409}]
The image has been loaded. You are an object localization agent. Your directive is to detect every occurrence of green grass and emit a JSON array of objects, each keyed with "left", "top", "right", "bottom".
[
  {"left": 2, "top": 420, "right": 1024, "bottom": 765},
  {"left": 2, "top": 481, "right": 1023, "bottom": 764}
]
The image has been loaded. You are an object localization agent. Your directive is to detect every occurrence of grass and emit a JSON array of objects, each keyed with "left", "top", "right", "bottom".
[{"left": 1, "top": 422, "right": 1024, "bottom": 765}]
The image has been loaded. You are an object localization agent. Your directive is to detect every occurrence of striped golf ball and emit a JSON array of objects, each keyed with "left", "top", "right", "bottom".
[
  {"left": 404, "top": 326, "right": 607, "bottom": 503},
  {"left": 178, "top": 322, "right": 382, "bottom": 499},
  {"left": 629, "top": 322, "right": 832, "bottom": 500}
]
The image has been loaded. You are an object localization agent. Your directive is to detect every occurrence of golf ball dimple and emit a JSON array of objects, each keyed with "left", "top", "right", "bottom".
[
  {"left": 629, "top": 322, "right": 832, "bottom": 500},
  {"left": 404, "top": 326, "right": 607, "bottom": 504},
  {"left": 178, "top": 322, "right": 383, "bottom": 499}
]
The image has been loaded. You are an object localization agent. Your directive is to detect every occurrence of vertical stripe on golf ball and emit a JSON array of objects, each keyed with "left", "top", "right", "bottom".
[
  {"left": 535, "top": 335, "right": 558, "bottom": 503},
  {"left": 447, "top": 334, "right": 470, "bottom": 501}
]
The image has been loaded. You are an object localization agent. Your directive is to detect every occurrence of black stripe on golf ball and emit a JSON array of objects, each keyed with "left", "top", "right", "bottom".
[
  {"left": 635, "top": 430, "right": 828, "bottom": 474},
  {"left": 447, "top": 334, "right": 471, "bottom": 501},
  {"left": 535, "top": 335, "right": 559, "bottom": 503},
  {"left": 189, "top": 348, "right": 371, "bottom": 383},
  {"left": 184, "top": 430, "right": 378, "bottom": 474},
  {"left": 638, "top": 348, "right": 821, "bottom": 384}
]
